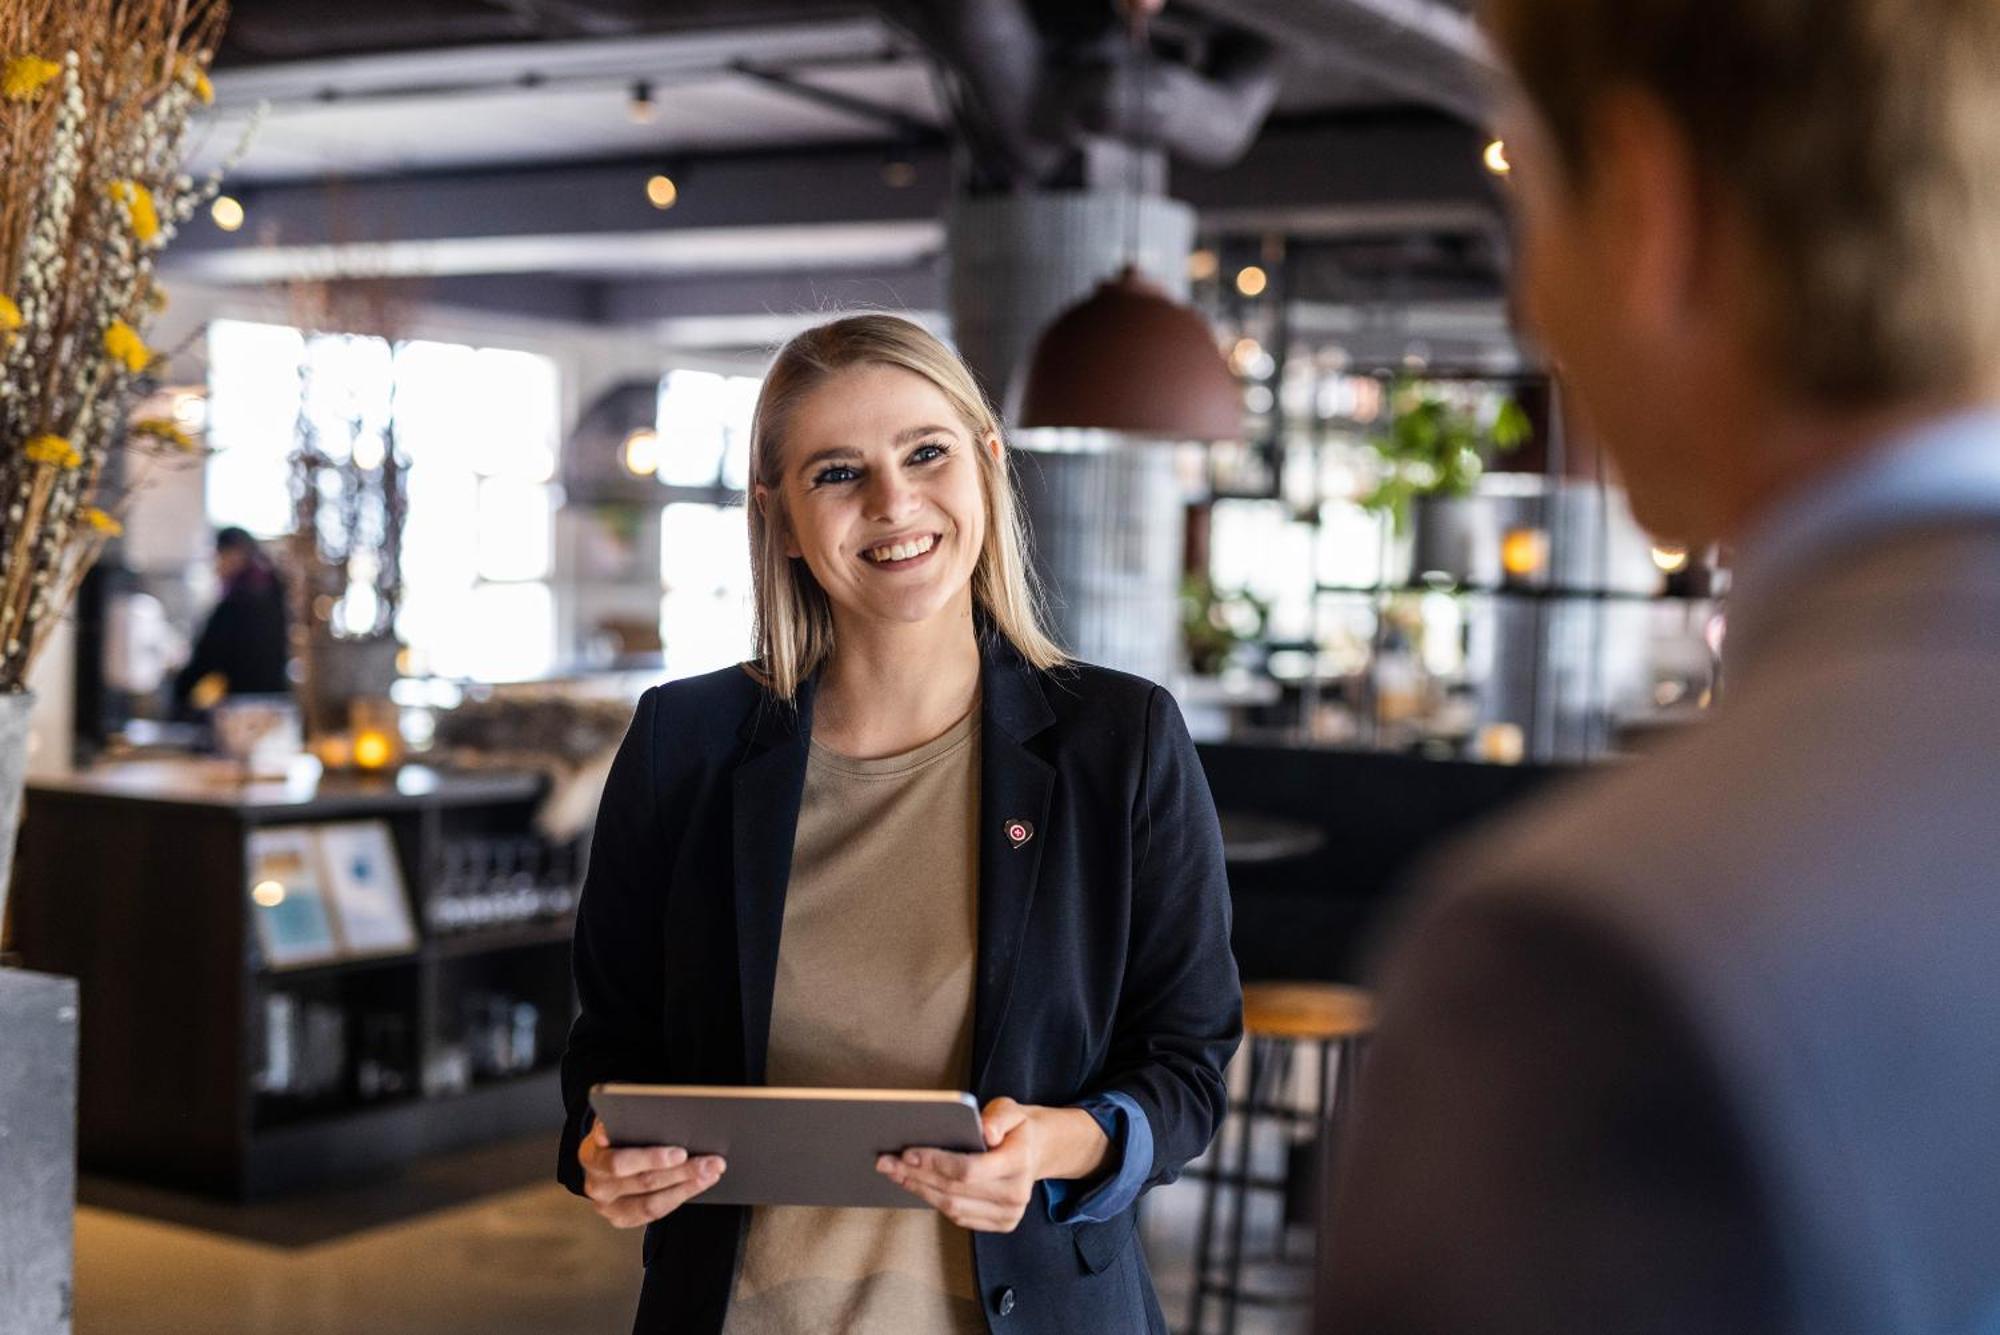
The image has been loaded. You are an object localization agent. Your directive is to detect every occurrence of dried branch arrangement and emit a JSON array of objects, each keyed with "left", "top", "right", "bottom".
[{"left": 0, "top": 0, "right": 248, "bottom": 691}]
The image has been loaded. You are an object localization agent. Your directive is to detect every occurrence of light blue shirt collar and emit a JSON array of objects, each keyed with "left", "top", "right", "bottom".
[{"left": 1727, "top": 407, "right": 2000, "bottom": 677}]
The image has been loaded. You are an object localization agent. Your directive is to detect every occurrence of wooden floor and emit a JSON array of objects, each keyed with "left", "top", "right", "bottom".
[{"left": 74, "top": 1117, "right": 1312, "bottom": 1335}]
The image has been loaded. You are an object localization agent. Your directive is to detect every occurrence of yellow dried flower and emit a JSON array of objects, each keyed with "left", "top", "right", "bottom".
[
  {"left": 25, "top": 435, "right": 81, "bottom": 470},
  {"left": 81, "top": 507, "right": 123, "bottom": 537},
  {"left": 107, "top": 181, "right": 161, "bottom": 245},
  {"left": 0, "top": 294, "right": 20, "bottom": 336},
  {"left": 103, "top": 320, "right": 153, "bottom": 374},
  {"left": 180, "top": 57, "right": 215, "bottom": 106},
  {"left": 2, "top": 56, "right": 61, "bottom": 103},
  {"left": 130, "top": 418, "right": 196, "bottom": 452}
]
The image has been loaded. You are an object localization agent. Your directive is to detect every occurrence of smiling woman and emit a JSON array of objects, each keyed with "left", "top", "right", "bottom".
[{"left": 557, "top": 314, "right": 1243, "bottom": 1335}]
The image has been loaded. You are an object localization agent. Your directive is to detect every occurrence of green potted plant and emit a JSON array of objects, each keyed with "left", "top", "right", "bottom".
[{"left": 1361, "top": 378, "right": 1533, "bottom": 533}]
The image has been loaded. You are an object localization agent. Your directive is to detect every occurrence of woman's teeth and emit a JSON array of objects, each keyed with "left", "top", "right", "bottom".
[{"left": 865, "top": 534, "right": 937, "bottom": 563}]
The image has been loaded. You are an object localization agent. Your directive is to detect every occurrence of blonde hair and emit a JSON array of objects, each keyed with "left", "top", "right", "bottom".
[
  {"left": 1487, "top": 0, "right": 2000, "bottom": 408},
  {"left": 745, "top": 314, "right": 1068, "bottom": 700}
]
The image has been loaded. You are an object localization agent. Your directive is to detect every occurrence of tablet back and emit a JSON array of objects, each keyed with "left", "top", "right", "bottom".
[{"left": 590, "top": 1085, "right": 986, "bottom": 1209}]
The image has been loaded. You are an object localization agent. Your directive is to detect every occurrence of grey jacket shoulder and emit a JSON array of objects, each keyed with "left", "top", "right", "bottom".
[{"left": 1387, "top": 524, "right": 2000, "bottom": 1335}]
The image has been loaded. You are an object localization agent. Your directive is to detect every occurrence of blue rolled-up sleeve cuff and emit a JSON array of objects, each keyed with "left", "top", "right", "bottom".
[{"left": 1043, "top": 1091, "right": 1154, "bottom": 1224}]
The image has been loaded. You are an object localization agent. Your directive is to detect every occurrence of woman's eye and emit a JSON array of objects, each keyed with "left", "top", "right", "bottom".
[
  {"left": 911, "top": 442, "right": 950, "bottom": 464},
  {"left": 813, "top": 466, "right": 860, "bottom": 486}
]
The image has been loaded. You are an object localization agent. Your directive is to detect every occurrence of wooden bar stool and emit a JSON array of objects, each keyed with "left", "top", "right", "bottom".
[{"left": 1186, "top": 982, "right": 1374, "bottom": 1335}]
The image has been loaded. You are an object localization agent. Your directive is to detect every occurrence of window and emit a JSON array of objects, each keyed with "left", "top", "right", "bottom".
[
  {"left": 653, "top": 369, "right": 761, "bottom": 679},
  {"left": 205, "top": 321, "right": 562, "bottom": 682}
]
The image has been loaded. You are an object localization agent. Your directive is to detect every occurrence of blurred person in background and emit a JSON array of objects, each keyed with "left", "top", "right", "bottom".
[
  {"left": 171, "top": 525, "right": 290, "bottom": 718},
  {"left": 1319, "top": 2, "right": 2000, "bottom": 1333}
]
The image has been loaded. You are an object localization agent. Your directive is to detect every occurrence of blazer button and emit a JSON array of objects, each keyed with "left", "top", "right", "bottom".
[{"left": 993, "top": 1286, "right": 1017, "bottom": 1317}]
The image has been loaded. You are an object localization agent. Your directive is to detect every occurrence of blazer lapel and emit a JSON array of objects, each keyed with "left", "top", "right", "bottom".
[
  {"left": 732, "top": 680, "right": 814, "bottom": 1085},
  {"left": 971, "top": 637, "right": 1058, "bottom": 1093}
]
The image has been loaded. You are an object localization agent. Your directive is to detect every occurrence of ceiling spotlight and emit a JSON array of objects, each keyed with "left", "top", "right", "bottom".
[
  {"left": 645, "top": 174, "right": 678, "bottom": 210},
  {"left": 1235, "top": 265, "right": 1268, "bottom": 298},
  {"left": 1187, "top": 248, "right": 1219, "bottom": 282},
  {"left": 622, "top": 428, "right": 660, "bottom": 477},
  {"left": 628, "top": 80, "right": 658, "bottom": 125},
  {"left": 211, "top": 195, "right": 245, "bottom": 231},
  {"left": 1484, "top": 138, "right": 1512, "bottom": 176}
]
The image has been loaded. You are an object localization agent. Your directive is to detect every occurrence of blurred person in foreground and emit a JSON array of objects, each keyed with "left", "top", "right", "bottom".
[{"left": 1319, "top": 3, "right": 2000, "bottom": 1334}]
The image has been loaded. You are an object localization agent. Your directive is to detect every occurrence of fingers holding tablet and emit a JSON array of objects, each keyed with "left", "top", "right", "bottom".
[{"left": 579, "top": 1121, "right": 727, "bottom": 1228}]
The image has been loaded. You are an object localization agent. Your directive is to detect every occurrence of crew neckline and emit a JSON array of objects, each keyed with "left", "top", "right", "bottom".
[{"left": 809, "top": 703, "right": 981, "bottom": 777}]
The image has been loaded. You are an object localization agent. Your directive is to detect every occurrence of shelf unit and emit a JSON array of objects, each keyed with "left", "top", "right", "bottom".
[{"left": 11, "top": 763, "right": 581, "bottom": 1199}]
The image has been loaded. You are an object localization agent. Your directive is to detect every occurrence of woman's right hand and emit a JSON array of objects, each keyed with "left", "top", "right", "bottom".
[{"left": 577, "top": 1120, "right": 727, "bottom": 1227}]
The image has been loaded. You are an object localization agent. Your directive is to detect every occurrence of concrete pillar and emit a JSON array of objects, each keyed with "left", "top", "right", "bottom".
[
  {"left": 0, "top": 968, "right": 78, "bottom": 1335},
  {"left": 947, "top": 191, "right": 1199, "bottom": 682}
]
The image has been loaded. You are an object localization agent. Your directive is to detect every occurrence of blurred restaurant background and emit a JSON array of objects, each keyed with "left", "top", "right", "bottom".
[{"left": 1, "top": 1, "right": 1725, "bottom": 1332}]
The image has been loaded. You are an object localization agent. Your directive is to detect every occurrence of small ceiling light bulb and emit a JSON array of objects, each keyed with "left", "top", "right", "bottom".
[
  {"left": 1484, "top": 138, "right": 1512, "bottom": 176},
  {"left": 1187, "top": 248, "right": 1219, "bottom": 282},
  {"left": 211, "top": 195, "right": 245, "bottom": 231},
  {"left": 622, "top": 428, "right": 660, "bottom": 477},
  {"left": 628, "top": 80, "right": 658, "bottom": 125},
  {"left": 1235, "top": 265, "right": 1268, "bottom": 298},
  {"left": 645, "top": 174, "right": 678, "bottom": 210},
  {"left": 1652, "top": 543, "right": 1691, "bottom": 574}
]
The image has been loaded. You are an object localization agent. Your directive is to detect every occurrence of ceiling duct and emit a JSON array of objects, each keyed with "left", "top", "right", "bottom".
[
  {"left": 876, "top": 0, "right": 1282, "bottom": 188},
  {"left": 1178, "top": 0, "right": 1494, "bottom": 123}
]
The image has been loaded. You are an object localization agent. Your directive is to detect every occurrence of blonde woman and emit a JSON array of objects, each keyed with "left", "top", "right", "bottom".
[{"left": 559, "top": 314, "right": 1241, "bottom": 1335}]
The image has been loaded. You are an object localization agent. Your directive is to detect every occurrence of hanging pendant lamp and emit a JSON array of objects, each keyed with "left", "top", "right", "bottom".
[
  {"left": 1014, "top": 264, "right": 1243, "bottom": 440},
  {"left": 1010, "top": 0, "right": 1242, "bottom": 442}
]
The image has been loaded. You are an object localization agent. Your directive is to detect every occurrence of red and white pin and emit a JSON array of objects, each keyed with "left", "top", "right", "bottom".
[{"left": 1004, "top": 819, "right": 1034, "bottom": 849}]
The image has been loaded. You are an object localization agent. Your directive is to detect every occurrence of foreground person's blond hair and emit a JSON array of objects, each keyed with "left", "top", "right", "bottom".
[{"left": 1488, "top": 0, "right": 2000, "bottom": 409}]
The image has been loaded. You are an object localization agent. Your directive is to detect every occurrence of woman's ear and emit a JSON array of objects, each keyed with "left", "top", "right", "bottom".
[{"left": 984, "top": 432, "right": 1004, "bottom": 464}]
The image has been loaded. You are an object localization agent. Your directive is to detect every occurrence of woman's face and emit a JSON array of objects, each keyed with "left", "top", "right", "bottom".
[{"left": 761, "top": 362, "right": 996, "bottom": 635}]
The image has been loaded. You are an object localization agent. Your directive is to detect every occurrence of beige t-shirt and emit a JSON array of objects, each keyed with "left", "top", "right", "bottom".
[{"left": 722, "top": 707, "right": 986, "bottom": 1335}]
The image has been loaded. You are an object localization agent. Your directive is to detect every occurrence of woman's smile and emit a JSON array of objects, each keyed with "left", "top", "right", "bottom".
[{"left": 861, "top": 530, "right": 943, "bottom": 570}]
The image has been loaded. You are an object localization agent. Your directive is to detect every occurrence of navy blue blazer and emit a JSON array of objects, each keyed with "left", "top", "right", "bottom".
[{"left": 558, "top": 633, "right": 1242, "bottom": 1334}]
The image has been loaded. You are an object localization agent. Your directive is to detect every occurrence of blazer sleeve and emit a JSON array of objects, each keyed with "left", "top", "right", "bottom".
[
  {"left": 1316, "top": 897, "right": 1782, "bottom": 1335},
  {"left": 1095, "top": 685, "right": 1243, "bottom": 1190},
  {"left": 557, "top": 685, "right": 673, "bottom": 1194}
]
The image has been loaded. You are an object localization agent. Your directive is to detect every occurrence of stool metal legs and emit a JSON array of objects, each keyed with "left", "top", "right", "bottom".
[{"left": 1187, "top": 1032, "right": 1364, "bottom": 1335}]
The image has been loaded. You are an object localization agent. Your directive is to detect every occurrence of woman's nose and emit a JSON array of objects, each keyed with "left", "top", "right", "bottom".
[{"left": 865, "top": 470, "right": 921, "bottom": 522}]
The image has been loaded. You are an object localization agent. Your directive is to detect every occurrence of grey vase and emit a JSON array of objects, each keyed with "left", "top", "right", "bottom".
[{"left": 0, "top": 690, "right": 34, "bottom": 951}]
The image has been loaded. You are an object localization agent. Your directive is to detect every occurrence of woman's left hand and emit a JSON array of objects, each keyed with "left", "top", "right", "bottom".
[{"left": 876, "top": 1096, "right": 1109, "bottom": 1233}]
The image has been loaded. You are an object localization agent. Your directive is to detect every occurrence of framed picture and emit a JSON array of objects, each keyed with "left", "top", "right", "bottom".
[
  {"left": 246, "top": 827, "right": 340, "bottom": 970},
  {"left": 316, "top": 821, "right": 417, "bottom": 957}
]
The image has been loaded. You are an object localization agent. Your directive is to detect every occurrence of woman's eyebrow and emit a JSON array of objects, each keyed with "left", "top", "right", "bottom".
[
  {"left": 794, "top": 446, "right": 860, "bottom": 473},
  {"left": 894, "top": 423, "right": 960, "bottom": 444}
]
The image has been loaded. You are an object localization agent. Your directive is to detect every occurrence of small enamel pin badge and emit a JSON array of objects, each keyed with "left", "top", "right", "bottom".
[{"left": 1005, "top": 819, "right": 1034, "bottom": 849}]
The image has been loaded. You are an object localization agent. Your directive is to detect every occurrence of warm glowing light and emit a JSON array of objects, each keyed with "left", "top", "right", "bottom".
[
  {"left": 1228, "top": 337, "right": 1263, "bottom": 375},
  {"left": 1235, "top": 265, "right": 1268, "bottom": 298},
  {"left": 1652, "top": 543, "right": 1691, "bottom": 574},
  {"left": 645, "top": 174, "right": 678, "bottom": 210},
  {"left": 211, "top": 195, "right": 245, "bottom": 231},
  {"left": 352, "top": 729, "right": 394, "bottom": 770},
  {"left": 622, "top": 428, "right": 660, "bottom": 477},
  {"left": 1484, "top": 139, "right": 1512, "bottom": 176},
  {"left": 1187, "top": 249, "right": 1219, "bottom": 282},
  {"left": 1501, "top": 527, "right": 1550, "bottom": 579},
  {"left": 251, "top": 880, "right": 286, "bottom": 907}
]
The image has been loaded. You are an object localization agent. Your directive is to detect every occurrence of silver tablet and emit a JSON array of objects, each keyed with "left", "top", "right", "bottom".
[{"left": 589, "top": 1084, "right": 987, "bottom": 1209}]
